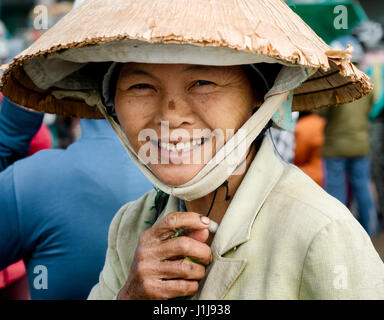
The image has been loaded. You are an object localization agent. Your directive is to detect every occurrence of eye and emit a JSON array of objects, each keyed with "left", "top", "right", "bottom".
[
  {"left": 129, "top": 83, "right": 155, "bottom": 90},
  {"left": 193, "top": 80, "right": 215, "bottom": 87}
]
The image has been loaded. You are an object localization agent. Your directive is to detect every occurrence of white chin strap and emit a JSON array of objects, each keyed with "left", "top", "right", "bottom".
[{"left": 96, "top": 65, "right": 310, "bottom": 201}]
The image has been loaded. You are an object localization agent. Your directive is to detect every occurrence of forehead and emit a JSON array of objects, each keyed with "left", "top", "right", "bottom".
[{"left": 119, "top": 63, "right": 238, "bottom": 78}]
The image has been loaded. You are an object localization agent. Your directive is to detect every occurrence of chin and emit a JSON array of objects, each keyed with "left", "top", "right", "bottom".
[{"left": 150, "top": 163, "right": 204, "bottom": 186}]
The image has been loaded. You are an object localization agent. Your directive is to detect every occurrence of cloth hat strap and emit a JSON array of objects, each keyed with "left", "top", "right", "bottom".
[
  {"left": 96, "top": 91, "right": 287, "bottom": 201},
  {"left": 95, "top": 64, "right": 311, "bottom": 201}
]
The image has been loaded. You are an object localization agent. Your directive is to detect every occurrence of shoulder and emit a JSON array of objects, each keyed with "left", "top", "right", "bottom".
[
  {"left": 0, "top": 164, "right": 17, "bottom": 210},
  {"left": 13, "top": 149, "right": 65, "bottom": 172},
  {"left": 10, "top": 149, "right": 66, "bottom": 193},
  {"left": 257, "top": 161, "right": 367, "bottom": 253},
  {"left": 260, "top": 164, "right": 384, "bottom": 298},
  {"left": 272, "top": 162, "right": 353, "bottom": 225}
]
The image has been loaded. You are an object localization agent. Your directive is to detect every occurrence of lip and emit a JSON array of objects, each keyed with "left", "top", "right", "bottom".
[{"left": 158, "top": 137, "right": 209, "bottom": 144}]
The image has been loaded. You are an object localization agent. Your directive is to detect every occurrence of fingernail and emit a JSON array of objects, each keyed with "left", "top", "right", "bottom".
[
  {"left": 208, "top": 220, "right": 218, "bottom": 233},
  {"left": 200, "top": 216, "right": 210, "bottom": 225}
]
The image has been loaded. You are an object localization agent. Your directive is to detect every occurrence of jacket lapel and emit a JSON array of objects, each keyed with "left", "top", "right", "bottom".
[
  {"left": 197, "top": 137, "right": 285, "bottom": 299},
  {"left": 193, "top": 254, "right": 247, "bottom": 299}
]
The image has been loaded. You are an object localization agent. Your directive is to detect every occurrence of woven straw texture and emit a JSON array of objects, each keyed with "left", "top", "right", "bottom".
[{"left": 0, "top": 0, "right": 372, "bottom": 118}]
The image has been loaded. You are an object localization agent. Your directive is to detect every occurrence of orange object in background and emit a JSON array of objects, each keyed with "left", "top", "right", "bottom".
[{"left": 294, "top": 113, "right": 326, "bottom": 187}]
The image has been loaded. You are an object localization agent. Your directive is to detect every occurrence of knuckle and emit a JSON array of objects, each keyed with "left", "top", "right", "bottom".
[
  {"left": 164, "top": 212, "right": 179, "bottom": 229},
  {"left": 196, "top": 264, "right": 206, "bottom": 279},
  {"left": 182, "top": 280, "right": 199, "bottom": 295},
  {"left": 176, "top": 237, "right": 192, "bottom": 254},
  {"left": 202, "top": 244, "right": 212, "bottom": 261},
  {"left": 135, "top": 262, "right": 147, "bottom": 279},
  {"left": 178, "top": 259, "right": 193, "bottom": 277},
  {"left": 135, "top": 248, "right": 148, "bottom": 263},
  {"left": 141, "top": 279, "right": 155, "bottom": 298},
  {"left": 191, "top": 281, "right": 199, "bottom": 293}
]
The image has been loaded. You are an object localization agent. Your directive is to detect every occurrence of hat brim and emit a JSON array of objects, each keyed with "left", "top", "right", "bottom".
[{"left": 0, "top": 0, "right": 372, "bottom": 117}]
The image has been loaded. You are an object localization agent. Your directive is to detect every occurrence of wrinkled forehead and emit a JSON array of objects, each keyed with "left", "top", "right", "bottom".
[{"left": 118, "top": 62, "right": 243, "bottom": 78}]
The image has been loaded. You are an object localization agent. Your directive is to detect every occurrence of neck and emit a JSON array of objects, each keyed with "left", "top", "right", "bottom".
[{"left": 184, "top": 142, "right": 258, "bottom": 226}]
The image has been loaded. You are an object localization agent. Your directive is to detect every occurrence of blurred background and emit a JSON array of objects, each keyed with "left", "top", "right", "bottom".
[{"left": 0, "top": 0, "right": 383, "bottom": 256}]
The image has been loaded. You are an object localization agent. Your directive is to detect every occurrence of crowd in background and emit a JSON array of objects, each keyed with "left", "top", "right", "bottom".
[{"left": 0, "top": 0, "right": 383, "bottom": 300}]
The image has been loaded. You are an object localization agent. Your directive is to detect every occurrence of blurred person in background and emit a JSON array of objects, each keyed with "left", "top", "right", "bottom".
[
  {"left": 354, "top": 21, "right": 384, "bottom": 227},
  {"left": 54, "top": 116, "right": 80, "bottom": 149},
  {"left": 27, "top": 122, "right": 53, "bottom": 156},
  {"left": 0, "top": 21, "right": 9, "bottom": 66},
  {"left": 269, "top": 112, "right": 299, "bottom": 163},
  {"left": 0, "top": 0, "right": 152, "bottom": 299},
  {"left": 318, "top": 34, "right": 379, "bottom": 237},
  {"left": 0, "top": 93, "right": 52, "bottom": 300},
  {"left": 294, "top": 111, "right": 325, "bottom": 187},
  {"left": 0, "top": 94, "right": 152, "bottom": 300},
  {"left": 367, "top": 59, "right": 384, "bottom": 227}
]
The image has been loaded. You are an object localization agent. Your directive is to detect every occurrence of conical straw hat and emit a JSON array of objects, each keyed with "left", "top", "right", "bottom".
[{"left": 0, "top": 0, "right": 372, "bottom": 118}]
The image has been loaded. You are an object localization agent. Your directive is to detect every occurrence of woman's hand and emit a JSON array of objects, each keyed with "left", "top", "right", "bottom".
[{"left": 117, "top": 211, "right": 213, "bottom": 300}]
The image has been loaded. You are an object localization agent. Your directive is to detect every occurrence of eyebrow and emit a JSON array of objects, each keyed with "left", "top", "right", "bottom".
[
  {"left": 183, "top": 65, "right": 218, "bottom": 73},
  {"left": 121, "top": 69, "right": 156, "bottom": 79},
  {"left": 121, "top": 65, "right": 219, "bottom": 79}
]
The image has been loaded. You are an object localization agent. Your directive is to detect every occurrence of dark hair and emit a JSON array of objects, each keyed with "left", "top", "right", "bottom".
[
  {"left": 240, "top": 63, "right": 282, "bottom": 105},
  {"left": 100, "top": 63, "right": 123, "bottom": 123}
]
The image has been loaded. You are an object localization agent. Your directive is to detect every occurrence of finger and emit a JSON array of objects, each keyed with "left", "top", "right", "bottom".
[
  {"left": 160, "top": 236, "right": 212, "bottom": 265},
  {"left": 180, "top": 228, "right": 209, "bottom": 243},
  {"left": 158, "top": 279, "right": 199, "bottom": 299},
  {"left": 152, "top": 211, "right": 211, "bottom": 241},
  {"left": 158, "top": 259, "right": 206, "bottom": 280}
]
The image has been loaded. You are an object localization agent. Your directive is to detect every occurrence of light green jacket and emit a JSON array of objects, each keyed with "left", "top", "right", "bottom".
[{"left": 88, "top": 137, "right": 384, "bottom": 300}]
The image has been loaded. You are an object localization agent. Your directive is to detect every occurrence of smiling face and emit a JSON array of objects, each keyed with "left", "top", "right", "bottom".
[{"left": 114, "top": 63, "right": 259, "bottom": 186}]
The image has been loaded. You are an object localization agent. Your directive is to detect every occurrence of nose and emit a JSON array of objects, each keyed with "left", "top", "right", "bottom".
[{"left": 155, "top": 95, "right": 196, "bottom": 129}]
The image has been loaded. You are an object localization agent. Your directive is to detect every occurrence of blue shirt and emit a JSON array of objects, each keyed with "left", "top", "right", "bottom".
[
  {"left": 0, "top": 98, "right": 153, "bottom": 299},
  {"left": 0, "top": 98, "right": 44, "bottom": 169}
]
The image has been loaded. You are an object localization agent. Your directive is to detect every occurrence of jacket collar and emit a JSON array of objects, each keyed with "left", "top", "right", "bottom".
[
  {"left": 155, "top": 136, "right": 285, "bottom": 299},
  {"left": 210, "top": 136, "right": 284, "bottom": 256}
]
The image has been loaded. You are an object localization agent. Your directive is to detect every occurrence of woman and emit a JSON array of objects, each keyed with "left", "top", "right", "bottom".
[{"left": 1, "top": 0, "right": 383, "bottom": 299}]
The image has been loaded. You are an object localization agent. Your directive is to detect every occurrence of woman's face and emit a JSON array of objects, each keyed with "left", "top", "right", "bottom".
[{"left": 114, "top": 63, "right": 258, "bottom": 186}]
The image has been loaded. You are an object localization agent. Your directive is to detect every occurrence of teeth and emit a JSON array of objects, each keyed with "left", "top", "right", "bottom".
[
  {"left": 168, "top": 143, "right": 176, "bottom": 152},
  {"left": 176, "top": 142, "right": 184, "bottom": 152},
  {"left": 159, "top": 140, "right": 203, "bottom": 152}
]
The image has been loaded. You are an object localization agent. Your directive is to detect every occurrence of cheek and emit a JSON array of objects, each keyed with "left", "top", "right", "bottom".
[
  {"left": 195, "top": 94, "right": 253, "bottom": 132},
  {"left": 114, "top": 96, "right": 153, "bottom": 147}
]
